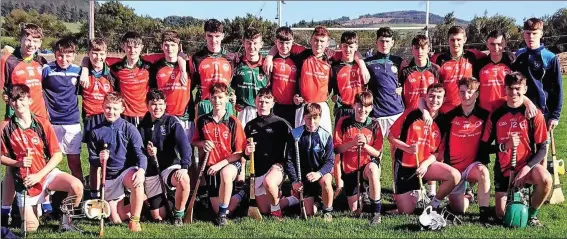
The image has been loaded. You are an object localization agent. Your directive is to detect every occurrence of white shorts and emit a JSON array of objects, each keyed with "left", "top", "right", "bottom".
[
  {"left": 295, "top": 102, "right": 332, "bottom": 133},
  {"left": 254, "top": 165, "right": 284, "bottom": 196},
  {"left": 16, "top": 168, "right": 61, "bottom": 208},
  {"left": 104, "top": 167, "right": 138, "bottom": 201},
  {"left": 144, "top": 165, "right": 181, "bottom": 199},
  {"left": 177, "top": 118, "right": 195, "bottom": 144},
  {"left": 237, "top": 106, "right": 257, "bottom": 128},
  {"left": 450, "top": 162, "right": 482, "bottom": 195},
  {"left": 375, "top": 113, "right": 402, "bottom": 138},
  {"left": 53, "top": 124, "right": 83, "bottom": 154}
]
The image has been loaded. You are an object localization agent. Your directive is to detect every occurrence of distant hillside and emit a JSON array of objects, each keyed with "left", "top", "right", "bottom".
[
  {"left": 293, "top": 10, "right": 469, "bottom": 27},
  {"left": 1, "top": 0, "right": 89, "bottom": 22}
]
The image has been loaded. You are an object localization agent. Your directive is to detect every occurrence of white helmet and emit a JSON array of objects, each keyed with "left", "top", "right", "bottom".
[{"left": 419, "top": 206, "right": 447, "bottom": 231}]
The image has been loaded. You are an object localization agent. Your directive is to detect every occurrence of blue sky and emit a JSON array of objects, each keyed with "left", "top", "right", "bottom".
[{"left": 122, "top": 1, "right": 567, "bottom": 25}]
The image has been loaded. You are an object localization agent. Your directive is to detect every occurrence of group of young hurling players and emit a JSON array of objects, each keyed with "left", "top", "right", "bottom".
[{"left": 0, "top": 16, "right": 562, "bottom": 233}]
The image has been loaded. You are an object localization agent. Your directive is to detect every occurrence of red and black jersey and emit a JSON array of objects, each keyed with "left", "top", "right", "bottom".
[
  {"left": 481, "top": 105, "right": 548, "bottom": 176},
  {"left": 389, "top": 109, "right": 443, "bottom": 168},
  {"left": 334, "top": 116, "right": 383, "bottom": 174},
  {"left": 441, "top": 105, "right": 489, "bottom": 172},
  {"left": 1, "top": 115, "right": 61, "bottom": 196},
  {"left": 434, "top": 51, "right": 478, "bottom": 113},
  {"left": 110, "top": 58, "right": 152, "bottom": 117},
  {"left": 473, "top": 52, "right": 515, "bottom": 112},
  {"left": 149, "top": 58, "right": 192, "bottom": 120},
  {"left": 330, "top": 61, "right": 365, "bottom": 106},
  {"left": 80, "top": 62, "right": 115, "bottom": 117},
  {"left": 399, "top": 59, "right": 440, "bottom": 110},
  {"left": 192, "top": 112, "right": 246, "bottom": 166},
  {"left": 270, "top": 54, "right": 300, "bottom": 105},
  {"left": 189, "top": 48, "right": 240, "bottom": 101},
  {"left": 3, "top": 49, "right": 49, "bottom": 119}
]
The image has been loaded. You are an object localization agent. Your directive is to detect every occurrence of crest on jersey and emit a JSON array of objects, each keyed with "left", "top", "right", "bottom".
[
  {"left": 391, "top": 65, "right": 398, "bottom": 73},
  {"left": 71, "top": 77, "right": 78, "bottom": 85},
  {"left": 291, "top": 65, "right": 297, "bottom": 72},
  {"left": 223, "top": 131, "right": 229, "bottom": 139},
  {"left": 431, "top": 131, "right": 439, "bottom": 139},
  {"left": 223, "top": 63, "right": 230, "bottom": 72},
  {"left": 258, "top": 73, "right": 266, "bottom": 82},
  {"left": 103, "top": 84, "right": 110, "bottom": 92},
  {"left": 31, "top": 137, "right": 40, "bottom": 145},
  {"left": 160, "top": 125, "right": 166, "bottom": 136},
  {"left": 428, "top": 77, "right": 434, "bottom": 84}
]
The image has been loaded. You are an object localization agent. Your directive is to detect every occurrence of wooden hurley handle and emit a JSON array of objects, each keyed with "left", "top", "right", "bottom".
[{"left": 248, "top": 138, "right": 255, "bottom": 175}]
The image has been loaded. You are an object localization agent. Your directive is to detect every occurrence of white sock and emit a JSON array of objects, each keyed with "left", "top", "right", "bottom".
[
  {"left": 270, "top": 204, "right": 281, "bottom": 212},
  {"left": 286, "top": 195, "right": 299, "bottom": 206},
  {"left": 428, "top": 183, "right": 437, "bottom": 196}
]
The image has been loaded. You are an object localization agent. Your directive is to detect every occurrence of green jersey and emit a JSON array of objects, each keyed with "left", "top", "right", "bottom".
[{"left": 231, "top": 56, "right": 268, "bottom": 108}]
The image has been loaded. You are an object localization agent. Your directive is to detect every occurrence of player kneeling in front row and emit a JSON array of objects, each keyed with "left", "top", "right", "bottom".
[
  {"left": 244, "top": 88, "right": 297, "bottom": 219},
  {"left": 334, "top": 91, "right": 384, "bottom": 225},
  {"left": 441, "top": 77, "right": 491, "bottom": 224},
  {"left": 388, "top": 83, "right": 461, "bottom": 214},
  {"left": 139, "top": 89, "right": 192, "bottom": 225},
  {"left": 192, "top": 83, "right": 248, "bottom": 226},
  {"left": 478, "top": 72, "right": 551, "bottom": 226},
  {"left": 286, "top": 103, "right": 335, "bottom": 221},
  {"left": 88, "top": 92, "right": 147, "bottom": 232},
  {"left": 1, "top": 84, "right": 84, "bottom": 232}
]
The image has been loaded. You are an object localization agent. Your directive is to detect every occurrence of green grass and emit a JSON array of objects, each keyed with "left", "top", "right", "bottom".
[
  {"left": 2, "top": 77, "right": 567, "bottom": 238},
  {"left": 63, "top": 22, "right": 82, "bottom": 34}
]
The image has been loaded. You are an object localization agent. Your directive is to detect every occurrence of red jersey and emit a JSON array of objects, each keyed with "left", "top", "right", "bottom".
[
  {"left": 330, "top": 61, "right": 365, "bottom": 106},
  {"left": 192, "top": 113, "right": 246, "bottom": 166},
  {"left": 110, "top": 58, "right": 152, "bottom": 117},
  {"left": 270, "top": 55, "right": 300, "bottom": 105},
  {"left": 150, "top": 58, "right": 191, "bottom": 119},
  {"left": 481, "top": 105, "right": 548, "bottom": 176},
  {"left": 441, "top": 106, "right": 489, "bottom": 172},
  {"left": 80, "top": 63, "right": 115, "bottom": 117},
  {"left": 389, "top": 109, "right": 443, "bottom": 168},
  {"left": 189, "top": 48, "right": 239, "bottom": 101},
  {"left": 434, "top": 51, "right": 478, "bottom": 113},
  {"left": 473, "top": 52, "right": 515, "bottom": 112},
  {"left": 399, "top": 59, "right": 440, "bottom": 110},
  {"left": 334, "top": 116, "right": 383, "bottom": 174},
  {"left": 3, "top": 50, "right": 49, "bottom": 119},
  {"left": 1, "top": 116, "right": 61, "bottom": 196}
]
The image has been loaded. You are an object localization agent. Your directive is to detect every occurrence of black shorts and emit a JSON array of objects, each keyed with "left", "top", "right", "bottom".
[
  {"left": 273, "top": 103, "right": 296, "bottom": 127},
  {"left": 342, "top": 159, "right": 379, "bottom": 197},
  {"left": 493, "top": 162, "right": 511, "bottom": 193},
  {"left": 205, "top": 161, "right": 242, "bottom": 198},
  {"left": 393, "top": 162, "right": 428, "bottom": 195},
  {"left": 334, "top": 105, "right": 355, "bottom": 126},
  {"left": 82, "top": 114, "right": 106, "bottom": 143},
  {"left": 123, "top": 115, "right": 143, "bottom": 128},
  {"left": 302, "top": 179, "right": 322, "bottom": 198}
]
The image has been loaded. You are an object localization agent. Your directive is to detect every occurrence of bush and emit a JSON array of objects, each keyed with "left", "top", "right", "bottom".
[{"left": 0, "top": 36, "right": 19, "bottom": 49}]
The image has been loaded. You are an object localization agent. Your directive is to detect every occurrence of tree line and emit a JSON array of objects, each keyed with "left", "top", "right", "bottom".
[{"left": 1, "top": 1, "right": 566, "bottom": 56}]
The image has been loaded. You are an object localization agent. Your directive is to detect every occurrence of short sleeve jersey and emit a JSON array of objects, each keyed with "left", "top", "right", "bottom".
[
  {"left": 192, "top": 113, "right": 247, "bottom": 166},
  {"left": 334, "top": 116, "right": 383, "bottom": 174}
]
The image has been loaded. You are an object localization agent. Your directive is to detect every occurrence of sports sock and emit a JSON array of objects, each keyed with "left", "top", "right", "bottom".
[
  {"left": 429, "top": 183, "right": 437, "bottom": 197},
  {"left": 286, "top": 196, "right": 299, "bottom": 206},
  {"left": 90, "top": 190, "right": 100, "bottom": 199},
  {"left": 130, "top": 216, "right": 140, "bottom": 222},
  {"left": 528, "top": 207, "right": 539, "bottom": 219},
  {"left": 218, "top": 203, "right": 229, "bottom": 216},
  {"left": 234, "top": 190, "right": 246, "bottom": 202},
  {"left": 322, "top": 207, "right": 333, "bottom": 213},
  {"left": 372, "top": 199, "right": 382, "bottom": 214},
  {"left": 479, "top": 206, "right": 490, "bottom": 221},
  {"left": 270, "top": 204, "right": 281, "bottom": 212},
  {"left": 174, "top": 210, "right": 184, "bottom": 219}
]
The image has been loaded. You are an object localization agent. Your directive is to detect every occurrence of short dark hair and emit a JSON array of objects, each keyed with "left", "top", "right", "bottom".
[
  {"left": 487, "top": 30, "right": 506, "bottom": 41},
  {"left": 447, "top": 26, "right": 466, "bottom": 37},
  {"left": 303, "top": 103, "right": 322, "bottom": 118},
  {"left": 276, "top": 27, "right": 293, "bottom": 41},
  {"left": 104, "top": 92, "right": 124, "bottom": 105},
  {"left": 89, "top": 38, "right": 107, "bottom": 52},
  {"left": 458, "top": 77, "right": 480, "bottom": 90},
  {"left": 427, "top": 83, "right": 445, "bottom": 95},
  {"left": 244, "top": 27, "right": 262, "bottom": 41},
  {"left": 340, "top": 31, "right": 358, "bottom": 44},
  {"left": 53, "top": 37, "right": 77, "bottom": 54},
  {"left": 256, "top": 88, "right": 274, "bottom": 100},
  {"left": 161, "top": 30, "right": 180, "bottom": 44},
  {"left": 523, "top": 18, "right": 544, "bottom": 31},
  {"left": 354, "top": 91, "right": 373, "bottom": 107},
  {"left": 20, "top": 23, "right": 43, "bottom": 39},
  {"left": 210, "top": 82, "right": 229, "bottom": 95},
  {"left": 8, "top": 84, "right": 31, "bottom": 101},
  {"left": 376, "top": 27, "right": 394, "bottom": 39},
  {"left": 121, "top": 31, "right": 143, "bottom": 45},
  {"left": 411, "top": 34, "right": 429, "bottom": 47},
  {"left": 204, "top": 19, "right": 224, "bottom": 33},
  {"left": 146, "top": 89, "right": 166, "bottom": 104},
  {"left": 505, "top": 72, "right": 527, "bottom": 87},
  {"left": 312, "top": 26, "right": 329, "bottom": 37}
]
